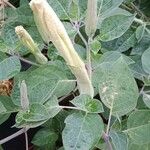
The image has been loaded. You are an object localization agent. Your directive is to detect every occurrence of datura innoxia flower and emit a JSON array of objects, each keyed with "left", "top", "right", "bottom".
[
  {"left": 85, "top": 0, "right": 98, "bottom": 37},
  {"left": 15, "top": 26, "right": 48, "bottom": 65},
  {"left": 29, "top": 0, "right": 94, "bottom": 97}
]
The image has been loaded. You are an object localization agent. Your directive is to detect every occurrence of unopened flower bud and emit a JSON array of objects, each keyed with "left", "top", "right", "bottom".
[
  {"left": 15, "top": 26, "right": 48, "bottom": 65},
  {"left": 30, "top": 0, "right": 94, "bottom": 97},
  {"left": 20, "top": 80, "right": 29, "bottom": 111},
  {"left": 85, "top": 0, "right": 98, "bottom": 37}
]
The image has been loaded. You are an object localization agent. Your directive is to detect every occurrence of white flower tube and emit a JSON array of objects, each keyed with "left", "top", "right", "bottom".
[
  {"left": 29, "top": 0, "right": 94, "bottom": 97},
  {"left": 85, "top": 0, "right": 98, "bottom": 36},
  {"left": 15, "top": 26, "right": 48, "bottom": 65}
]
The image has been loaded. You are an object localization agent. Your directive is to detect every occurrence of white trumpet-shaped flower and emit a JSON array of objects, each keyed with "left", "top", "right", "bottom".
[
  {"left": 29, "top": 0, "right": 94, "bottom": 97},
  {"left": 15, "top": 26, "right": 48, "bottom": 65},
  {"left": 85, "top": 0, "right": 98, "bottom": 36}
]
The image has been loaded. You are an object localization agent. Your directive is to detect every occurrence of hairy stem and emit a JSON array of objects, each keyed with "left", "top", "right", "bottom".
[
  {"left": 0, "top": 128, "right": 29, "bottom": 145},
  {"left": 106, "top": 105, "right": 113, "bottom": 135},
  {"left": 24, "top": 128, "right": 29, "bottom": 150}
]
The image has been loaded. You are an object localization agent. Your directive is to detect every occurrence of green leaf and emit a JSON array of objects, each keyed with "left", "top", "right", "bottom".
[
  {"left": 95, "top": 57, "right": 138, "bottom": 116},
  {"left": 101, "top": 28, "right": 137, "bottom": 52},
  {"left": 136, "top": 25, "right": 145, "bottom": 42},
  {"left": 143, "top": 93, "right": 150, "bottom": 108},
  {"left": 0, "top": 56, "right": 21, "bottom": 80},
  {"left": 0, "top": 101, "right": 7, "bottom": 114},
  {"left": 0, "top": 114, "right": 10, "bottom": 125},
  {"left": 90, "top": 39, "right": 101, "bottom": 55},
  {"left": 99, "top": 0, "right": 124, "bottom": 17},
  {"left": 68, "top": 0, "right": 79, "bottom": 21},
  {"left": 23, "top": 104, "right": 49, "bottom": 121},
  {"left": 128, "top": 142, "right": 150, "bottom": 150},
  {"left": 0, "top": 96, "right": 19, "bottom": 114},
  {"left": 97, "top": 51, "right": 134, "bottom": 65},
  {"left": 131, "top": 35, "right": 150, "bottom": 55},
  {"left": 62, "top": 112, "right": 104, "bottom": 150},
  {"left": 0, "top": 145, "right": 3, "bottom": 150},
  {"left": 47, "top": 0, "right": 69, "bottom": 20},
  {"left": 0, "top": 52, "right": 7, "bottom": 61},
  {"left": 11, "top": 64, "right": 69, "bottom": 106},
  {"left": 129, "top": 55, "right": 147, "bottom": 81},
  {"left": 48, "top": 0, "right": 85, "bottom": 20},
  {"left": 74, "top": 44, "right": 86, "bottom": 60},
  {"left": 71, "top": 95, "right": 104, "bottom": 113},
  {"left": 142, "top": 47, "right": 150, "bottom": 74},
  {"left": 126, "top": 110, "right": 150, "bottom": 145},
  {"left": 19, "top": 0, "right": 29, "bottom": 6},
  {"left": 15, "top": 103, "right": 49, "bottom": 128},
  {"left": 32, "top": 129, "right": 58, "bottom": 147},
  {"left": 98, "top": 14, "right": 135, "bottom": 41},
  {"left": 2, "top": 3, "right": 42, "bottom": 56},
  {"left": 63, "top": 22, "right": 77, "bottom": 38},
  {"left": 43, "top": 110, "right": 70, "bottom": 133},
  {"left": 110, "top": 131, "right": 128, "bottom": 150},
  {"left": 44, "top": 96, "right": 62, "bottom": 118},
  {"left": 53, "top": 80, "right": 76, "bottom": 98},
  {"left": 92, "top": 52, "right": 135, "bottom": 94}
]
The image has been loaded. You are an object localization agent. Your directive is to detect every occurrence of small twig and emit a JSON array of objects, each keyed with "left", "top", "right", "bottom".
[
  {"left": 24, "top": 128, "right": 29, "bottom": 150},
  {"left": 3, "top": 0, "right": 16, "bottom": 9},
  {"left": 61, "top": 106, "right": 84, "bottom": 111},
  {"left": 134, "top": 18, "right": 144, "bottom": 25},
  {"left": 58, "top": 93, "right": 73, "bottom": 103},
  {"left": 106, "top": 106, "right": 113, "bottom": 135},
  {"left": 139, "top": 84, "right": 145, "bottom": 95},
  {"left": 16, "top": 55, "right": 41, "bottom": 67},
  {"left": 58, "top": 87, "right": 77, "bottom": 103},
  {"left": 0, "top": 129, "right": 27, "bottom": 145},
  {"left": 121, "top": 3, "right": 132, "bottom": 12}
]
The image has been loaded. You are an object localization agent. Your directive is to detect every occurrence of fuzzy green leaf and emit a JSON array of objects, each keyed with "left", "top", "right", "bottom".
[
  {"left": 96, "top": 57, "right": 138, "bottom": 116},
  {"left": 98, "top": 14, "right": 135, "bottom": 41},
  {"left": 62, "top": 112, "right": 104, "bottom": 150},
  {"left": 127, "top": 110, "right": 150, "bottom": 145},
  {"left": 0, "top": 56, "right": 21, "bottom": 80}
]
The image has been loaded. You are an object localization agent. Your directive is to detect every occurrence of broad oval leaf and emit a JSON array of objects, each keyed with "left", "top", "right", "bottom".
[
  {"left": 131, "top": 35, "right": 150, "bottom": 56},
  {"left": 127, "top": 110, "right": 150, "bottom": 145},
  {"left": 11, "top": 64, "right": 74, "bottom": 106},
  {"left": 96, "top": 57, "right": 138, "bottom": 116},
  {"left": 98, "top": 14, "right": 135, "bottom": 41},
  {"left": 110, "top": 131, "right": 128, "bottom": 150},
  {"left": 101, "top": 28, "right": 137, "bottom": 52},
  {"left": 15, "top": 103, "right": 49, "bottom": 128},
  {"left": 0, "top": 56, "right": 21, "bottom": 80},
  {"left": 32, "top": 128, "right": 58, "bottom": 147},
  {"left": 62, "top": 112, "right": 104, "bottom": 150}
]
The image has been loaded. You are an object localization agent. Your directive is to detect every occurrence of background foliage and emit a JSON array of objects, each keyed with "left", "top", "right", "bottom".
[{"left": 0, "top": 0, "right": 150, "bottom": 150}]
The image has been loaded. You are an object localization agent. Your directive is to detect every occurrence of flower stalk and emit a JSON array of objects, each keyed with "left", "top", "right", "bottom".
[
  {"left": 15, "top": 26, "right": 48, "bottom": 65},
  {"left": 29, "top": 0, "right": 94, "bottom": 97}
]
